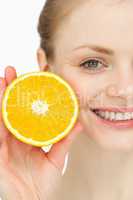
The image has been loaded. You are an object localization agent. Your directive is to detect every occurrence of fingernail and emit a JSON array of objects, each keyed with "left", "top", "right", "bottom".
[
  {"left": 42, "top": 144, "right": 53, "bottom": 153},
  {"left": 62, "top": 152, "right": 69, "bottom": 176}
]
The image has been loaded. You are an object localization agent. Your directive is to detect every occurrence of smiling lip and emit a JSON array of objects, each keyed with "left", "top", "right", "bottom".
[
  {"left": 91, "top": 107, "right": 133, "bottom": 113},
  {"left": 90, "top": 107, "right": 133, "bottom": 129}
]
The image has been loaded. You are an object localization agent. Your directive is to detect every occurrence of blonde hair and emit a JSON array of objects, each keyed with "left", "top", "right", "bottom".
[{"left": 37, "top": 0, "right": 82, "bottom": 61}]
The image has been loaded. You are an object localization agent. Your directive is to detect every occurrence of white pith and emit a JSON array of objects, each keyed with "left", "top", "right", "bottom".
[{"left": 31, "top": 100, "right": 49, "bottom": 116}]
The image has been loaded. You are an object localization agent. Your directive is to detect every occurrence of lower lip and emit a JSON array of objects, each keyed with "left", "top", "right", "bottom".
[{"left": 90, "top": 110, "right": 133, "bottom": 129}]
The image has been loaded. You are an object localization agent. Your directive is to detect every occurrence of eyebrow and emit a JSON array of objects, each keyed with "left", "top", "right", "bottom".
[{"left": 72, "top": 44, "right": 114, "bottom": 56}]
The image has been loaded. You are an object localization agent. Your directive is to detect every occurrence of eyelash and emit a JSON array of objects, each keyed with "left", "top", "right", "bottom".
[{"left": 79, "top": 57, "right": 108, "bottom": 72}]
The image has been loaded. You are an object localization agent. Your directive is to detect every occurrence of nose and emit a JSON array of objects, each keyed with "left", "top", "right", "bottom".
[
  {"left": 106, "top": 69, "right": 133, "bottom": 100},
  {"left": 106, "top": 84, "right": 133, "bottom": 99}
]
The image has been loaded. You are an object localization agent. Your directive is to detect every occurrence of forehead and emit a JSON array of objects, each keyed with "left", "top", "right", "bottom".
[{"left": 54, "top": 1, "right": 133, "bottom": 57}]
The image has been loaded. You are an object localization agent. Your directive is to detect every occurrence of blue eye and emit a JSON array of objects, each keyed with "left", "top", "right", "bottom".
[{"left": 80, "top": 58, "right": 107, "bottom": 71}]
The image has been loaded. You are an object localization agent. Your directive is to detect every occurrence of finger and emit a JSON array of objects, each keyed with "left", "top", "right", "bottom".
[
  {"left": 0, "top": 78, "right": 7, "bottom": 114},
  {"left": 46, "top": 120, "right": 83, "bottom": 172},
  {"left": 0, "top": 78, "right": 9, "bottom": 141},
  {"left": 4, "top": 66, "right": 17, "bottom": 85}
]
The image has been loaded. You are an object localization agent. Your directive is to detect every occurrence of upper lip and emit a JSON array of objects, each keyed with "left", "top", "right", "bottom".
[{"left": 90, "top": 107, "right": 133, "bottom": 113}]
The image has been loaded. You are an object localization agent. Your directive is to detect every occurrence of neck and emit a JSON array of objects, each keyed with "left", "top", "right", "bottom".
[{"left": 73, "top": 132, "right": 133, "bottom": 200}]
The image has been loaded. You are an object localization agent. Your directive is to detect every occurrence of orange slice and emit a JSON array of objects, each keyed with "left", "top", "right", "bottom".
[{"left": 2, "top": 71, "right": 79, "bottom": 147}]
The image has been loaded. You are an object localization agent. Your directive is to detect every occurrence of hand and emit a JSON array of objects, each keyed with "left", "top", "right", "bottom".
[{"left": 0, "top": 66, "right": 83, "bottom": 200}]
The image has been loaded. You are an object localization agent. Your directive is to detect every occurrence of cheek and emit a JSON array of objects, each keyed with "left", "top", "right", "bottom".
[
  {"left": 62, "top": 75, "right": 100, "bottom": 109},
  {"left": 66, "top": 80, "right": 93, "bottom": 109},
  {"left": 59, "top": 66, "right": 106, "bottom": 108}
]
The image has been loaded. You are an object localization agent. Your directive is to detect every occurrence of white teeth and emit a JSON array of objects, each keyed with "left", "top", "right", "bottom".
[
  {"left": 100, "top": 111, "right": 105, "bottom": 118},
  {"left": 115, "top": 112, "right": 123, "bottom": 120},
  {"left": 124, "top": 112, "right": 131, "bottom": 120},
  {"left": 93, "top": 110, "right": 133, "bottom": 121},
  {"left": 105, "top": 111, "right": 110, "bottom": 119},
  {"left": 110, "top": 112, "right": 116, "bottom": 120}
]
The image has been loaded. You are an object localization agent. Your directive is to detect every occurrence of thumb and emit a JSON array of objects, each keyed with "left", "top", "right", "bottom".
[
  {"left": 0, "top": 78, "right": 7, "bottom": 121},
  {"left": 46, "top": 120, "right": 83, "bottom": 173}
]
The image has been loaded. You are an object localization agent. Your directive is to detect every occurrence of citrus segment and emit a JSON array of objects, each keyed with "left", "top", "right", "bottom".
[{"left": 2, "top": 71, "right": 79, "bottom": 147}]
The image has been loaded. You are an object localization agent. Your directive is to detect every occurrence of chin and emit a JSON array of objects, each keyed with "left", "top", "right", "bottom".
[
  {"left": 80, "top": 108, "right": 133, "bottom": 153},
  {"left": 82, "top": 125, "right": 133, "bottom": 153},
  {"left": 95, "top": 134, "right": 133, "bottom": 153}
]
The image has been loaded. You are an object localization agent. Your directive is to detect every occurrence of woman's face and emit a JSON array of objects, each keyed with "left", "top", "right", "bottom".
[{"left": 38, "top": 1, "right": 133, "bottom": 151}]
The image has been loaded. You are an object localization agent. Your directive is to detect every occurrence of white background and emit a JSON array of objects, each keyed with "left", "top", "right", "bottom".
[
  {"left": 0, "top": 1, "right": 46, "bottom": 199},
  {"left": 0, "top": 0, "right": 46, "bottom": 77}
]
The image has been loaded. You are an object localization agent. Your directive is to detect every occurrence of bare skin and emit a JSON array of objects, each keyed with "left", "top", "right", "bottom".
[
  {"left": 1, "top": 0, "right": 133, "bottom": 199},
  {"left": 0, "top": 66, "right": 83, "bottom": 199},
  {"left": 37, "top": 1, "right": 133, "bottom": 199}
]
